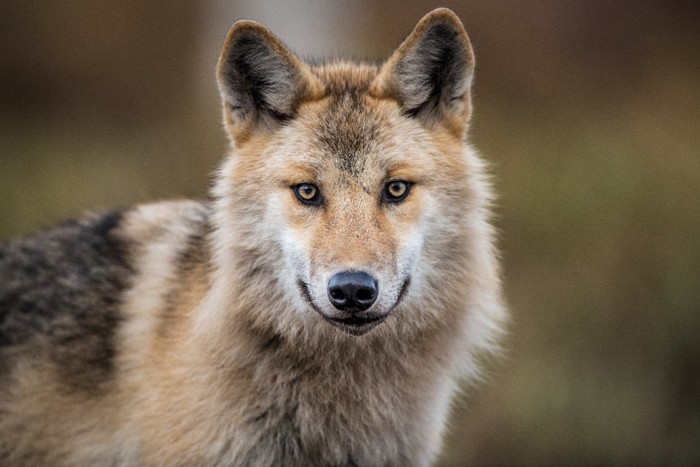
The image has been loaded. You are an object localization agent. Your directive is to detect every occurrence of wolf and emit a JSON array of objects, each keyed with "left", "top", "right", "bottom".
[{"left": 0, "top": 8, "right": 506, "bottom": 466}]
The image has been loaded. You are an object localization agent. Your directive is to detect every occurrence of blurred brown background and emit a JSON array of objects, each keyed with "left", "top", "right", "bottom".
[{"left": 1, "top": 1, "right": 699, "bottom": 465}]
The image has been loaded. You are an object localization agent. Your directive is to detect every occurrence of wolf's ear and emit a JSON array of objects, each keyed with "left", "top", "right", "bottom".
[
  {"left": 217, "top": 20, "right": 322, "bottom": 141},
  {"left": 374, "top": 9, "right": 475, "bottom": 134}
]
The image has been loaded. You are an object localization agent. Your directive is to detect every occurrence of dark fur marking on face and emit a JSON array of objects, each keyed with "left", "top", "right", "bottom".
[
  {"left": 248, "top": 410, "right": 269, "bottom": 425},
  {"left": 395, "top": 276, "right": 411, "bottom": 309},
  {"left": 0, "top": 211, "right": 133, "bottom": 392},
  {"left": 296, "top": 280, "right": 323, "bottom": 316},
  {"left": 316, "top": 95, "right": 382, "bottom": 177},
  {"left": 261, "top": 333, "right": 283, "bottom": 351}
]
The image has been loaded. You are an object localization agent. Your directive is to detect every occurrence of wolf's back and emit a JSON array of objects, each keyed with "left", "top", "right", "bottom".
[{"left": 0, "top": 211, "right": 131, "bottom": 391}]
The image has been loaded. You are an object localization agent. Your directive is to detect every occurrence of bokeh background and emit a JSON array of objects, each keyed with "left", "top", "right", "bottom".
[{"left": 1, "top": 1, "right": 699, "bottom": 464}]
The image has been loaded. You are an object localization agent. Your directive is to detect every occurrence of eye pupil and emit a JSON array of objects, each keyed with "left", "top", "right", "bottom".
[{"left": 300, "top": 186, "right": 315, "bottom": 199}]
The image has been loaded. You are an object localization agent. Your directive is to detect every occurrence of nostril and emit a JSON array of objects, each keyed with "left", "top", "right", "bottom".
[
  {"left": 330, "top": 289, "right": 346, "bottom": 301},
  {"left": 356, "top": 288, "right": 374, "bottom": 302}
]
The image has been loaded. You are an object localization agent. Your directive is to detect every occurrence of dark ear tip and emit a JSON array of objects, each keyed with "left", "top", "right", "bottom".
[
  {"left": 419, "top": 8, "right": 464, "bottom": 29},
  {"left": 222, "top": 19, "right": 276, "bottom": 52},
  {"left": 228, "top": 18, "right": 267, "bottom": 34}
]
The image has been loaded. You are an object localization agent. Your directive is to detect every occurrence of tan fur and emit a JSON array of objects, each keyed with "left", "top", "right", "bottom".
[{"left": 0, "top": 9, "right": 506, "bottom": 466}]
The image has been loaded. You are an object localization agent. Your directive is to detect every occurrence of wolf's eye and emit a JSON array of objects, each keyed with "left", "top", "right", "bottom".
[
  {"left": 383, "top": 180, "right": 412, "bottom": 203},
  {"left": 293, "top": 183, "right": 321, "bottom": 206}
]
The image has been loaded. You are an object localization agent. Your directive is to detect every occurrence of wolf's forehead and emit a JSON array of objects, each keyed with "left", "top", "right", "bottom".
[
  {"left": 313, "top": 96, "right": 383, "bottom": 173},
  {"left": 302, "top": 63, "right": 391, "bottom": 175}
]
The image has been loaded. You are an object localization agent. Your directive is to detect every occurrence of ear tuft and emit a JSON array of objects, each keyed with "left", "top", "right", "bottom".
[
  {"left": 374, "top": 9, "right": 475, "bottom": 129},
  {"left": 216, "top": 21, "right": 321, "bottom": 137}
]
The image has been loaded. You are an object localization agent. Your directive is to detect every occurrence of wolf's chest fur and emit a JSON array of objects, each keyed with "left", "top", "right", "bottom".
[{"left": 0, "top": 9, "right": 505, "bottom": 466}]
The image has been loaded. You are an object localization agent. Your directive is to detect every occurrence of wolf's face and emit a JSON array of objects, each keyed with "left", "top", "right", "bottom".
[
  {"left": 216, "top": 10, "right": 476, "bottom": 336},
  {"left": 269, "top": 95, "right": 454, "bottom": 335}
]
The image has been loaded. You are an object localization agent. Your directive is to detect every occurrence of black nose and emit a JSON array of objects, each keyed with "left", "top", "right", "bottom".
[{"left": 327, "top": 271, "right": 378, "bottom": 312}]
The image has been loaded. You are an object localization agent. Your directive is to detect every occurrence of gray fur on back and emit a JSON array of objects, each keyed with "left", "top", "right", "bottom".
[{"left": 0, "top": 211, "right": 132, "bottom": 391}]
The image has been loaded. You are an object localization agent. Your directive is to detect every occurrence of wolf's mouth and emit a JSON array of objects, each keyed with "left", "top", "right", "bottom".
[
  {"left": 297, "top": 278, "right": 410, "bottom": 336},
  {"left": 323, "top": 314, "right": 386, "bottom": 336}
]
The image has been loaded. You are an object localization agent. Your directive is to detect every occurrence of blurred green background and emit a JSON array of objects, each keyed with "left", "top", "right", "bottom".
[{"left": 1, "top": 1, "right": 699, "bottom": 464}]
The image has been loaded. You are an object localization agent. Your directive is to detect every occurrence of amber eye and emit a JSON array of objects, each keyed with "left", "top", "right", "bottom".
[
  {"left": 383, "top": 180, "right": 412, "bottom": 203},
  {"left": 294, "top": 183, "right": 321, "bottom": 205}
]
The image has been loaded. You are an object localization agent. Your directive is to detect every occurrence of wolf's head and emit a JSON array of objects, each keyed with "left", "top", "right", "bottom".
[{"left": 209, "top": 9, "right": 502, "bottom": 346}]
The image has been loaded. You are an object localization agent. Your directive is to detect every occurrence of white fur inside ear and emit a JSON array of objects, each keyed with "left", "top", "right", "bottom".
[
  {"left": 389, "top": 18, "right": 473, "bottom": 119},
  {"left": 395, "top": 52, "right": 438, "bottom": 111},
  {"left": 217, "top": 24, "right": 306, "bottom": 122},
  {"left": 243, "top": 43, "right": 300, "bottom": 115}
]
